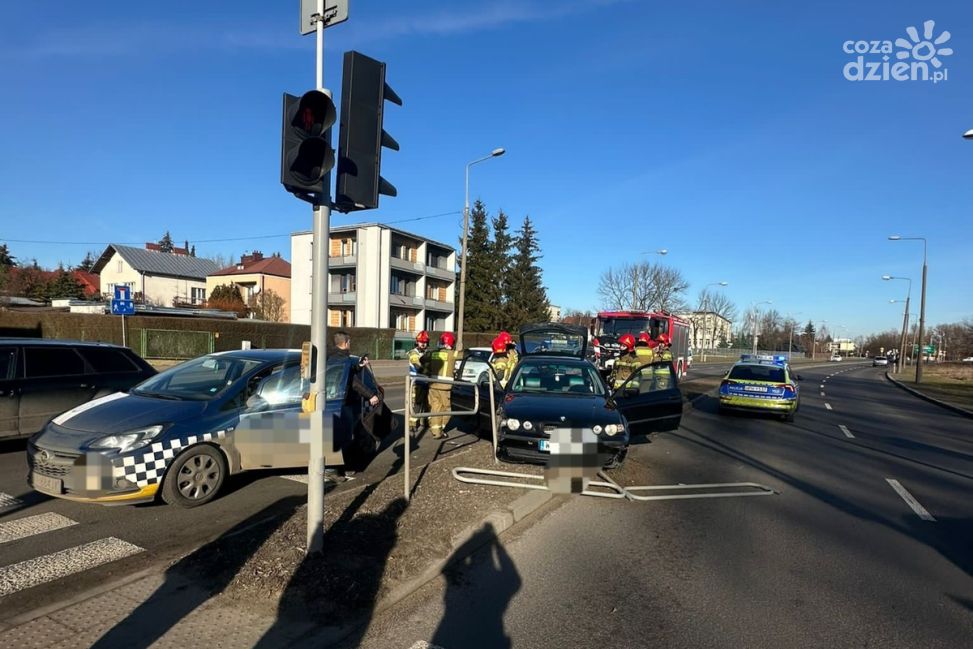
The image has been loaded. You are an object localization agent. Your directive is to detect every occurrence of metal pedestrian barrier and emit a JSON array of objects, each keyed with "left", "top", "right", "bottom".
[{"left": 451, "top": 467, "right": 629, "bottom": 499}]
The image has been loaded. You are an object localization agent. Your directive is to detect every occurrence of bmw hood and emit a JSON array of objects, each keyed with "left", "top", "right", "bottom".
[
  {"left": 501, "top": 393, "right": 617, "bottom": 425},
  {"left": 46, "top": 392, "right": 208, "bottom": 435}
]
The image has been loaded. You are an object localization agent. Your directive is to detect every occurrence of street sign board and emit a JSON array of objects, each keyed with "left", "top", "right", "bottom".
[
  {"left": 111, "top": 299, "right": 135, "bottom": 316},
  {"left": 113, "top": 285, "right": 130, "bottom": 302},
  {"left": 300, "top": 0, "right": 348, "bottom": 35}
]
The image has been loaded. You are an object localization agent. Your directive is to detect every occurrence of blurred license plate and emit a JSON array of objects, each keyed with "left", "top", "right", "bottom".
[
  {"left": 744, "top": 386, "right": 768, "bottom": 393},
  {"left": 538, "top": 439, "right": 550, "bottom": 451},
  {"left": 32, "top": 472, "right": 63, "bottom": 495}
]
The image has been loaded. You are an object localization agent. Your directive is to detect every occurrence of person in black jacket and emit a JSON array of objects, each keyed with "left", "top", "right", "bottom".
[{"left": 332, "top": 331, "right": 380, "bottom": 407}]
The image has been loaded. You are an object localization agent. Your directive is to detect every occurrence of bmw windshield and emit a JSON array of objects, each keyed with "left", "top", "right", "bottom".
[
  {"left": 508, "top": 360, "right": 605, "bottom": 396},
  {"left": 132, "top": 356, "right": 264, "bottom": 401}
]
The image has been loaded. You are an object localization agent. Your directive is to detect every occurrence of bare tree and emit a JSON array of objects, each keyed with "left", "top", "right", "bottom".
[
  {"left": 249, "top": 289, "right": 286, "bottom": 323},
  {"left": 598, "top": 262, "right": 689, "bottom": 312}
]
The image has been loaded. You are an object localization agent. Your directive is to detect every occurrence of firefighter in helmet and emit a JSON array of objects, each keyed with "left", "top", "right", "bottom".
[
  {"left": 652, "top": 333, "right": 674, "bottom": 390},
  {"left": 421, "top": 332, "right": 456, "bottom": 439},
  {"left": 611, "top": 333, "right": 640, "bottom": 389},
  {"left": 489, "top": 335, "right": 514, "bottom": 388},
  {"left": 634, "top": 331, "right": 656, "bottom": 366},
  {"left": 407, "top": 330, "right": 430, "bottom": 433},
  {"left": 499, "top": 330, "right": 519, "bottom": 367}
]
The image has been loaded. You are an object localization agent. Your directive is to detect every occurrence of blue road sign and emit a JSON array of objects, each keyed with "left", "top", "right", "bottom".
[
  {"left": 111, "top": 299, "right": 135, "bottom": 316},
  {"left": 113, "top": 285, "right": 131, "bottom": 302}
]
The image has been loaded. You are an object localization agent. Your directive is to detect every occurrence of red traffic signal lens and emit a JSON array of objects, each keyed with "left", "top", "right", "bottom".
[{"left": 291, "top": 91, "right": 336, "bottom": 137}]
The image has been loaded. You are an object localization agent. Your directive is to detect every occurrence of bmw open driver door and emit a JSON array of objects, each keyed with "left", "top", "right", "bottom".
[{"left": 612, "top": 361, "right": 683, "bottom": 434}]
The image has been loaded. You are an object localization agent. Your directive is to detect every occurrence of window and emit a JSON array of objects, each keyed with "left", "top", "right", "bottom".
[
  {"left": 79, "top": 348, "right": 139, "bottom": 373},
  {"left": 330, "top": 273, "right": 356, "bottom": 292},
  {"left": 191, "top": 287, "right": 206, "bottom": 304},
  {"left": 0, "top": 348, "right": 17, "bottom": 380},
  {"left": 728, "top": 365, "right": 786, "bottom": 382},
  {"left": 25, "top": 347, "right": 86, "bottom": 378},
  {"left": 116, "top": 260, "right": 123, "bottom": 273}
]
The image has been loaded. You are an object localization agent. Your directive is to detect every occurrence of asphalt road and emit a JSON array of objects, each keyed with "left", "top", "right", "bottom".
[{"left": 350, "top": 362, "right": 973, "bottom": 649}]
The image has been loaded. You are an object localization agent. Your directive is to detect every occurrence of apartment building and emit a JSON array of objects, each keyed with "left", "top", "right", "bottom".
[
  {"left": 678, "top": 310, "right": 734, "bottom": 351},
  {"left": 290, "top": 224, "right": 457, "bottom": 335}
]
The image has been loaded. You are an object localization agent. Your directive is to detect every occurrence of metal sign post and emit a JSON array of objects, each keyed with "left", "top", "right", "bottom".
[{"left": 110, "top": 285, "right": 135, "bottom": 347}]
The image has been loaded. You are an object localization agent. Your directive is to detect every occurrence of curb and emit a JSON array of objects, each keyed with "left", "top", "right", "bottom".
[
  {"left": 884, "top": 371, "right": 973, "bottom": 419},
  {"left": 293, "top": 489, "right": 557, "bottom": 648}
]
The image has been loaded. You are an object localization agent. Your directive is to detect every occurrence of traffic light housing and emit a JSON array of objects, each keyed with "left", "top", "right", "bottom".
[
  {"left": 281, "top": 90, "right": 337, "bottom": 202},
  {"left": 335, "top": 51, "right": 402, "bottom": 213}
]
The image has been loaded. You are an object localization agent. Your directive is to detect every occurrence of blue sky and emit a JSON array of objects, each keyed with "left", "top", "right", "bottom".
[{"left": 1, "top": 0, "right": 971, "bottom": 339}]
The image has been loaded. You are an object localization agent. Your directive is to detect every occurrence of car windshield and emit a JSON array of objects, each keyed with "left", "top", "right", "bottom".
[
  {"left": 600, "top": 318, "right": 650, "bottom": 337},
  {"left": 132, "top": 355, "right": 265, "bottom": 400},
  {"left": 728, "top": 364, "right": 787, "bottom": 382},
  {"left": 509, "top": 360, "right": 604, "bottom": 395},
  {"left": 467, "top": 349, "right": 491, "bottom": 363},
  {"left": 520, "top": 331, "right": 585, "bottom": 357}
]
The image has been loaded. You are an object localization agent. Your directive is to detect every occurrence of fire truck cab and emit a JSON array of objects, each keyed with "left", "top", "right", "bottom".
[{"left": 590, "top": 310, "right": 691, "bottom": 379}]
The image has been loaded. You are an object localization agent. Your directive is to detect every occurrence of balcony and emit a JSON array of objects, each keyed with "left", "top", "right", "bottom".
[
  {"left": 389, "top": 293, "right": 423, "bottom": 308},
  {"left": 425, "top": 264, "right": 455, "bottom": 281},
  {"left": 327, "top": 291, "right": 357, "bottom": 305},
  {"left": 424, "top": 298, "right": 453, "bottom": 312},
  {"left": 329, "top": 255, "right": 356, "bottom": 268},
  {"left": 390, "top": 256, "right": 424, "bottom": 274}
]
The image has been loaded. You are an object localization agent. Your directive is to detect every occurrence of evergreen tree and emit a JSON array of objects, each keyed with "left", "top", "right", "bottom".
[
  {"left": 74, "top": 250, "right": 97, "bottom": 273},
  {"left": 208, "top": 284, "right": 247, "bottom": 317},
  {"left": 488, "top": 209, "right": 514, "bottom": 330},
  {"left": 0, "top": 243, "right": 16, "bottom": 267},
  {"left": 45, "top": 266, "right": 86, "bottom": 300},
  {"left": 190, "top": 245, "right": 196, "bottom": 257},
  {"left": 158, "top": 231, "right": 174, "bottom": 253},
  {"left": 506, "top": 216, "right": 550, "bottom": 328},
  {"left": 460, "top": 200, "right": 496, "bottom": 333}
]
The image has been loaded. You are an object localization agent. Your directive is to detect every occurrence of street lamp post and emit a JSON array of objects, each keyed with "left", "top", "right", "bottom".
[
  {"left": 749, "top": 300, "right": 772, "bottom": 355},
  {"left": 456, "top": 147, "right": 505, "bottom": 352},
  {"left": 888, "top": 236, "right": 927, "bottom": 383},
  {"left": 882, "top": 275, "right": 911, "bottom": 374},
  {"left": 812, "top": 319, "right": 827, "bottom": 360},
  {"left": 700, "top": 281, "right": 728, "bottom": 362}
]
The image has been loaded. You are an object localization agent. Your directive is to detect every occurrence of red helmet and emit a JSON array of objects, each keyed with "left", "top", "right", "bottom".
[
  {"left": 619, "top": 333, "right": 636, "bottom": 352},
  {"left": 658, "top": 333, "right": 671, "bottom": 346},
  {"left": 648, "top": 339, "right": 659, "bottom": 349},
  {"left": 498, "top": 330, "right": 512, "bottom": 343},
  {"left": 416, "top": 330, "right": 430, "bottom": 344},
  {"left": 637, "top": 332, "right": 651, "bottom": 345},
  {"left": 439, "top": 332, "right": 456, "bottom": 348},
  {"left": 491, "top": 336, "right": 506, "bottom": 354}
]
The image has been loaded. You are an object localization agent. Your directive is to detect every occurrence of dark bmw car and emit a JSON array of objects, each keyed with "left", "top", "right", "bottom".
[
  {"left": 27, "top": 349, "right": 390, "bottom": 507},
  {"left": 454, "top": 324, "right": 683, "bottom": 468}
]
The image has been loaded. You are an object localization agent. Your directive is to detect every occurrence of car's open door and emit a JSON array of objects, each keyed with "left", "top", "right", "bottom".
[{"left": 612, "top": 362, "right": 683, "bottom": 435}]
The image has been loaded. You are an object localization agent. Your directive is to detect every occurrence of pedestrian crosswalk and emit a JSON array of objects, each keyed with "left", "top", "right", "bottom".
[{"left": 0, "top": 493, "right": 145, "bottom": 599}]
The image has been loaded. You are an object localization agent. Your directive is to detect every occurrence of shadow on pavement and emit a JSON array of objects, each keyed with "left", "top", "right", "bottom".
[
  {"left": 430, "top": 521, "right": 522, "bottom": 649},
  {"left": 90, "top": 495, "right": 305, "bottom": 649}
]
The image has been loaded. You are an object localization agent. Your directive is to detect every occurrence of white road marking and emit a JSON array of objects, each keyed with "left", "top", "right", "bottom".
[
  {"left": 819, "top": 384, "right": 825, "bottom": 389},
  {"left": 391, "top": 408, "right": 405, "bottom": 413},
  {"left": 886, "top": 479, "right": 936, "bottom": 522},
  {"left": 820, "top": 392, "right": 826, "bottom": 397},
  {"left": 0, "top": 492, "right": 24, "bottom": 512},
  {"left": 409, "top": 643, "right": 446, "bottom": 649},
  {"left": 280, "top": 474, "right": 308, "bottom": 483},
  {"left": 0, "top": 537, "right": 145, "bottom": 597},
  {"left": 0, "top": 513, "right": 77, "bottom": 545},
  {"left": 838, "top": 425, "right": 854, "bottom": 439},
  {"left": 825, "top": 403, "right": 833, "bottom": 410}
]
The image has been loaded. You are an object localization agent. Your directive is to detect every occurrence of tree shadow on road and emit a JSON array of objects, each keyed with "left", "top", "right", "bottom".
[{"left": 429, "top": 521, "right": 522, "bottom": 649}]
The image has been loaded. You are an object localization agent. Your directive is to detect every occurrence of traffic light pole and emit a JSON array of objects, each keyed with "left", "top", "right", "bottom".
[{"left": 307, "top": 0, "right": 330, "bottom": 556}]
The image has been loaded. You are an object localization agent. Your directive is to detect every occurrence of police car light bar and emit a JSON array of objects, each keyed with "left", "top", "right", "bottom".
[{"left": 740, "top": 354, "right": 788, "bottom": 365}]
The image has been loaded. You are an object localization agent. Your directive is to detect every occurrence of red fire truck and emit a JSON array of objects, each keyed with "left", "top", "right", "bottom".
[{"left": 590, "top": 310, "right": 691, "bottom": 379}]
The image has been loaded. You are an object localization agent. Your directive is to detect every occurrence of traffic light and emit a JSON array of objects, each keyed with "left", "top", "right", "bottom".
[
  {"left": 281, "top": 90, "right": 337, "bottom": 202},
  {"left": 335, "top": 51, "right": 402, "bottom": 212}
]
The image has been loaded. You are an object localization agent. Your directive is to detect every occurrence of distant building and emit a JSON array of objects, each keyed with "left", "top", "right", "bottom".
[
  {"left": 678, "top": 311, "right": 733, "bottom": 350},
  {"left": 290, "top": 223, "right": 456, "bottom": 334},
  {"left": 207, "top": 252, "right": 292, "bottom": 322},
  {"left": 93, "top": 244, "right": 219, "bottom": 307},
  {"left": 547, "top": 305, "right": 561, "bottom": 322}
]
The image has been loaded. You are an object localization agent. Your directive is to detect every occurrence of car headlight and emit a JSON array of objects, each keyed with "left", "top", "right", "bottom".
[
  {"left": 604, "top": 423, "right": 620, "bottom": 436},
  {"left": 592, "top": 424, "right": 603, "bottom": 434},
  {"left": 504, "top": 418, "right": 521, "bottom": 431},
  {"left": 87, "top": 425, "right": 164, "bottom": 453},
  {"left": 522, "top": 420, "right": 533, "bottom": 431}
]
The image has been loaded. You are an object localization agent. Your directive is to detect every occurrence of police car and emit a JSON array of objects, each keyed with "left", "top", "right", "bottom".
[{"left": 718, "top": 354, "right": 801, "bottom": 422}]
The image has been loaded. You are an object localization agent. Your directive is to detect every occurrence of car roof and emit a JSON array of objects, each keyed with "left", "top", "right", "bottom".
[
  {"left": 210, "top": 349, "right": 301, "bottom": 362},
  {"left": 0, "top": 338, "right": 130, "bottom": 349}
]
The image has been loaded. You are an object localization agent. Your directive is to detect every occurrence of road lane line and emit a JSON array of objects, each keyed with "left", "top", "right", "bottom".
[
  {"left": 885, "top": 479, "right": 936, "bottom": 522},
  {"left": 838, "top": 425, "right": 854, "bottom": 438},
  {"left": 820, "top": 392, "right": 825, "bottom": 396},
  {"left": 0, "top": 493, "right": 24, "bottom": 512},
  {"left": 825, "top": 403, "right": 833, "bottom": 410},
  {"left": 391, "top": 408, "right": 405, "bottom": 413},
  {"left": 819, "top": 384, "right": 825, "bottom": 389},
  {"left": 0, "top": 537, "right": 144, "bottom": 597},
  {"left": 0, "top": 513, "right": 77, "bottom": 545}
]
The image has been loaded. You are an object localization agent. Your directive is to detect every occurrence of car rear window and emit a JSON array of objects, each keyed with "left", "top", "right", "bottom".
[
  {"left": 79, "top": 347, "right": 140, "bottom": 373},
  {"left": 728, "top": 364, "right": 786, "bottom": 382},
  {"left": 25, "top": 347, "right": 86, "bottom": 378}
]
